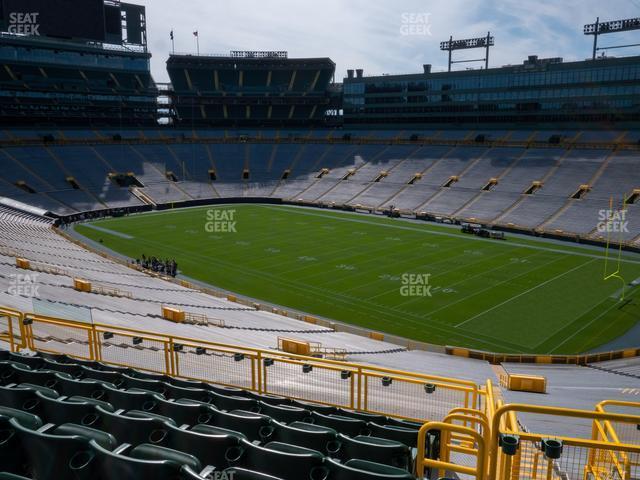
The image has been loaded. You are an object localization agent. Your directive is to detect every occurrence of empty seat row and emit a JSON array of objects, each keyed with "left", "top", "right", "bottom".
[
  {"left": 0, "top": 351, "right": 421, "bottom": 479},
  {"left": 0, "top": 411, "right": 415, "bottom": 480}
]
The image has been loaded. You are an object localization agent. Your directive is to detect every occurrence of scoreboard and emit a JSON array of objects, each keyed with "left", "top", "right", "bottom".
[{"left": 0, "top": 0, "right": 146, "bottom": 46}]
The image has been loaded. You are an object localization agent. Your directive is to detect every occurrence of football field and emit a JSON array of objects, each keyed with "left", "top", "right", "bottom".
[{"left": 75, "top": 204, "right": 640, "bottom": 354}]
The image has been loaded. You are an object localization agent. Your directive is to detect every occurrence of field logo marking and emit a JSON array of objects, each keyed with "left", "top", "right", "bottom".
[
  {"left": 602, "top": 196, "right": 627, "bottom": 301},
  {"left": 205, "top": 208, "right": 237, "bottom": 233},
  {"left": 400, "top": 273, "right": 432, "bottom": 298},
  {"left": 7, "top": 272, "right": 40, "bottom": 298}
]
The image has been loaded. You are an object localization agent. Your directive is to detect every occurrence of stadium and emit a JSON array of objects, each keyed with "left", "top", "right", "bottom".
[{"left": 0, "top": 0, "right": 639, "bottom": 479}]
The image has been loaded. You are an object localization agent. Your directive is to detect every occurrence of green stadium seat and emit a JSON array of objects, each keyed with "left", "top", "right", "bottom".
[
  {"left": 7, "top": 352, "right": 43, "bottom": 370},
  {"left": 1, "top": 416, "right": 95, "bottom": 479},
  {"left": 100, "top": 384, "right": 161, "bottom": 411},
  {"left": 162, "top": 383, "right": 212, "bottom": 401},
  {"left": 119, "top": 374, "right": 169, "bottom": 396},
  {"left": 93, "top": 362, "right": 132, "bottom": 374},
  {"left": 335, "top": 434, "right": 411, "bottom": 471},
  {"left": 166, "top": 377, "right": 208, "bottom": 390},
  {"left": 15, "top": 383, "right": 59, "bottom": 399},
  {"left": 53, "top": 376, "right": 113, "bottom": 400},
  {"left": 216, "top": 409, "right": 275, "bottom": 442},
  {"left": 258, "top": 401, "right": 312, "bottom": 424},
  {"left": 0, "top": 384, "right": 46, "bottom": 411},
  {"left": 337, "top": 408, "right": 387, "bottom": 424},
  {"left": 129, "top": 443, "right": 202, "bottom": 471},
  {"left": 36, "top": 392, "right": 103, "bottom": 427},
  {"left": 228, "top": 439, "right": 325, "bottom": 480},
  {"left": 0, "top": 362, "right": 71, "bottom": 388},
  {"left": 0, "top": 473, "right": 31, "bottom": 479},
  {"left": 325, "top": 458, "right": 416, "bottom": 479},
  {"left": 52, "top": 423, "right": 118, "bottom": 451},
  {"left": 208, "top": 390, "right": 259, "bottom": 412},
  {"left": 367, "top": 423, "right": 419, "bottom": 449},
  {"left": 385, "top": 418, "right": 422, "bottom": 430},
  {"left": 81, "top": 366, "right": 126, "bottom": 388},
  {"left": 92, "top": 406, "right": 175, "bottom": 446},
  {"left": 67, "top": 395, "right": 115, "bottom": 412},
  {"left": 155, "top": 421, "right": 241, "bottom": 469},
  {"left": 310, "top": 412, "right": 368, "bottom": 437},
  {"left": 291, "top": 399, "right": 337, "bottom": 415},
  {"left": 91, "top": 440, "right": 202, "bottom": 479},
  {"left": 0, "top": 405, "right": 43, "bottom": 429},
  {"left": 127, "top": 369, "right": 167, "bottom": 381},
  {"left": 41, "top": 358, "right": 85, "bottom": 378},
  {"left": 247, "top": 391, "right": 291, "bottom": 405},
  {"left": 271, "top": 421, "right": 339, "bottom": 455},
  {"left": 190, "top": 423, "right": 248, "bottom": 442},
  {"left": 143, "top": 397, "right": 215, "bottom": 426},
  {"left": 207, "top": 384, "right": 248, "bottom": 397}
]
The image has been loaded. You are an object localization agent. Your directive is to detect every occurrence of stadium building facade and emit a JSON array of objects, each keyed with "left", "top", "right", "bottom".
[
  {"left": 0, "top": 0, "right": 156, "bottom": 126},
  {"left": 0, "top": 35, "right": 157, "bottom": 126},
  {"left": 167, "top": 52, "right": 340, "bottom": 127},
  {"left": 343, "top": 55, "right": 640, "bottom": 125}
]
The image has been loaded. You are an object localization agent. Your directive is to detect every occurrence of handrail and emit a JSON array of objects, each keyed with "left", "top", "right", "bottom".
[
  {"left": 0, "top": 307, "right": 24, "bottom": 352},
  {"left": 6, "top": 306, "right": 480, "bottom": 423},
  {"left": 488, "top": 403, "right": 640, "bottom": 480},
  {"left": 416, "top": 421, "right": 487, "bottom": 479}
]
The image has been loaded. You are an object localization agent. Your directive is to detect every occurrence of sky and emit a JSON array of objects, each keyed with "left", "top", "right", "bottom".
[{"left": 133, "top": 0, "right": 640, "bottom": 84}]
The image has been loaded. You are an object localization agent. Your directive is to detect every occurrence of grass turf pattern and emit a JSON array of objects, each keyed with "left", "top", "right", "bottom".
[{"left": 75, "top": 204, "right": 640, "bottom": 354}]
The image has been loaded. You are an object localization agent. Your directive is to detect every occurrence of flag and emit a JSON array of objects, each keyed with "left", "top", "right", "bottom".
[
  {"left": 193, "top": 31, "right": 198, "bottom": 37},
  {"left": 170, "top": 30, "right": 174, "bottom": 40}
]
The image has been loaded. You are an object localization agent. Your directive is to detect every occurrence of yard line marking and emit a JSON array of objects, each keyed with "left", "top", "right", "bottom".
[
  {"left": 395, "top": 249, "right": 554, "bottom": 310},
  {"left": 365, "top": 246, "right": 521, "bottom": 303},
  {"left": 260, "top": 205, "right": 640, "bottom": 265},
  {"left": 82, "top": 224, "right": 134, "bottom": 240},
  {"left": 111, "top": 233, "right": 522, "bottom": 351},
  {"left": 546, "top": 288, "right": 639, "bottom": 353},
  {"left": 454, "top": 259, "right": 597, "bottom": 328}
]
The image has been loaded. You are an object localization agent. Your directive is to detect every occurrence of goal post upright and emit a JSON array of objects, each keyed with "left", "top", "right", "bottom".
[{"left": 603, "top": 195, "right": 628, "bottom": 301}]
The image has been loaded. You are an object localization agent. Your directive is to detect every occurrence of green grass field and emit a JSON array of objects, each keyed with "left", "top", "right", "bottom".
[{"left": 75, "top": 204, "right": 640, "bottom": 354}]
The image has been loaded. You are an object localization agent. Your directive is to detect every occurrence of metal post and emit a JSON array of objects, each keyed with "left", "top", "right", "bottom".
[
  {"left": 448, "top": 35, "right": 453, "bottom": 72},
  {"left": 592, "top": 17, "right": 599, "bottom": 59},
  {"left": 485, "top": 31, "right": 490, "bottom": 69}
]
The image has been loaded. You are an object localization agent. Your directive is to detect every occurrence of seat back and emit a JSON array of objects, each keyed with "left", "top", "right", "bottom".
[
  {"left": 101, "top": 384, "right": 161, "bottom": 411},
  {"left": 337, "top": 435, "right": 410, "bottom": 470},
  {"left": 367, "top": 423, "right": 419, "bottom": 449},
  {"left": 90, "top": 440, "right": 193, "bottom": 479},
  {"left": 157, "top": 422, "right": 240, "bottom": 469},
  {"left": 93, "top": 406, "right": 173, "bottom": 446},
  {"left": 258, "top": 402, "right": 311, "bottom": 424},
  {"left": 209, "top": 408, "right": 273, "bottom": 443},
  {"left": 311, "top": 412, "right": 367, "bottom": 437},
  {"left": 326, "top": 458, "right": 416, "bottom": 480},
  {"left": 9, "top": 417, "right": 98, "bottom": 480},
  {"left": 271, "top": 421, "right": 338, "bottom": 455},
  {"left": 228, "top": 439, "right": 327, "bottom": 480}
]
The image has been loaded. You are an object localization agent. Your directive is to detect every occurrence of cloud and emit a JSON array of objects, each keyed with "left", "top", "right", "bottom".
[{"left": 134, "top": 0, "right": 640, "bottom": 83}]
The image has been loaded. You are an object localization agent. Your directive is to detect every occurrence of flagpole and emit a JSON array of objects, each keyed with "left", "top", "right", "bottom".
[
  {"left": 197, "top": 34, "right": 200, "bottom": 55},
  {"left": 170, "top": 30, "right": 175, "bottom": 54}
]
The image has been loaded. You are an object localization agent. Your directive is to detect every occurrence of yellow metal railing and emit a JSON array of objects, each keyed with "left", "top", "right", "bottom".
[
  {"left": 416, "top": 421, "right": 488, "bottom": 479},
  {"left": 0, "top": 307, "right": 25, "bottom": 352},
  {"left": 0, "top": 306, "right": 480, "bottom": 423},
  {"left": 489, "top": 404, "right": 640, "bottom": 480},
  {"left": 5, "top": 306, "right": 640, "bottom": 480},
  {"left": 593, "top": 400, "right": 640, "bottom": 477}
]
